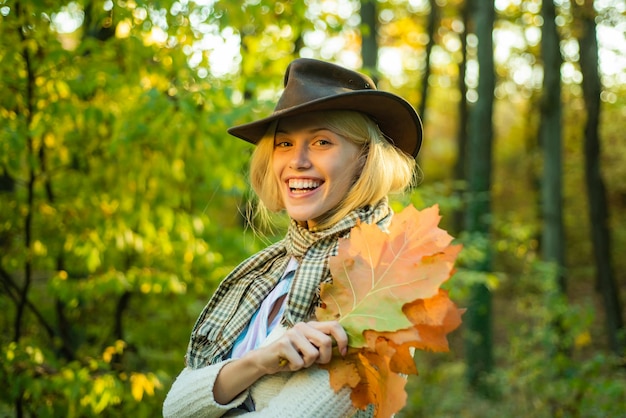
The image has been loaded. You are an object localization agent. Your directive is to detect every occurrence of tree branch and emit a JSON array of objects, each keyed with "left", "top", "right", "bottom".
[{"left": 0, "top": 265, "right": 57, "bottom": 340}]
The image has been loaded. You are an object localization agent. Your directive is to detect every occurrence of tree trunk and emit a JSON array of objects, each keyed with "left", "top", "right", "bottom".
[
  {"left": 464, "top": 0, "right": 495, "bottom": 393},
  {"left": 418, "top": 0, "right": 439, "bottom": 122},
  {"left": 574, "top": 0, "right": 625, "bottom": 355},
  {"left": 539, "top": 1, "right": 565, "bottom": 291},
  {"left": 453, "top": 1, "right": 469, "bottom": 234},
  {"left": 360, "top": 0, "right": 378, "bottom": 80},
  {"left": 14, "top": 1, "right": 35, "bottom": 346}
]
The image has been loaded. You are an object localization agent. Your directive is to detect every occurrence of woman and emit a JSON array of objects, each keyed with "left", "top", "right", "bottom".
[{"left": 163, "top": 58, "right": 423, "bottom": 417}]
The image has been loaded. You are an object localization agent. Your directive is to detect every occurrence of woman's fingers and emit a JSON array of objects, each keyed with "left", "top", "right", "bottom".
[
  {"left": 253, "top": 320, "right": 348, "bottom": 374},
  {"left": 306, "top": 320, "right": 349, "bottom": 358},
  {"left": 282, "top": 321, "right": 348, "bottom": 367},
  {"left": 277, "top": 329, "right": 316, "bottom": 369}
]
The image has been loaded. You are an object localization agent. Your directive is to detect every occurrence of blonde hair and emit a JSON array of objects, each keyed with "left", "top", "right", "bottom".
[{"left": 248, "top": 110, "right": 418, "bottom": 230}]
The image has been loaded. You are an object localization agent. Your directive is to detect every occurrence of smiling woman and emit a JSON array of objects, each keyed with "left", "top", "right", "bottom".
[
  {"left": 163, "top": 58, "right": 422, "bottom": 417},
  {"left": 271, "top": 114, "right": 363, "bottom": 229}
]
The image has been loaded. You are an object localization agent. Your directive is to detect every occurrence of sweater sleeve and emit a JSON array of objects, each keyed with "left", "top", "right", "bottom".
[{"left": 162, "top": 360, "right": 250, "bottom": 418}]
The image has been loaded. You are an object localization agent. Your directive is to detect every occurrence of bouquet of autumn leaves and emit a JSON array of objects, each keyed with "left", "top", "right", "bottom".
[{"left": 315, "top": 204, "right": 464, "bottom": 418}]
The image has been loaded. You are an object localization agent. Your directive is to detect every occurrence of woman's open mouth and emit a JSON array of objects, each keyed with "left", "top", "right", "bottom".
[{"left": 288, "top": 178, "right": 321, "bottom": 194}]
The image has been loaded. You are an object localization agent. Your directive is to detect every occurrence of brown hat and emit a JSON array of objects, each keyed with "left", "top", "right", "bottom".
[{"left": 227, "top": 58, "right": 423, "bottom": 158}]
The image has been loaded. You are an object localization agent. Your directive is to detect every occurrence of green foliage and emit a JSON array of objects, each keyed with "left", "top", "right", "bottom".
[
  {"left": 399, "top": 247, "right": 626, "bottom": 418},
  {"left": 1, "top": 340, "right": 164, "bottom": 417},
  {"left": 1, "top": 0, "right": 264, "bottom": 415}
]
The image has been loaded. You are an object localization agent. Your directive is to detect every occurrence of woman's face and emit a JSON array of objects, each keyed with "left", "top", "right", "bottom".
[{"left": 273, "top": 113, "right": 362, "bottom": 229}]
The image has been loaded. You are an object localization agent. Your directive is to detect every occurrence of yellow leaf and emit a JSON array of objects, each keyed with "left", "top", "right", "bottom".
[
  {"left": 575, "top": 330, "right": 592, "bottom": 348},
  {"left": 130, "top": 373, "right": 147, "bottom": 401},
  {"left": 130, "top": 373, "right": 157, "bottom": 402}
]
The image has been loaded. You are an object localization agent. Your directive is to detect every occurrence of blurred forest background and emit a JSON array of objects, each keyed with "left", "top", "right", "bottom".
[{"left": 1, "top": 0, "right": 625, "bottom": 416}]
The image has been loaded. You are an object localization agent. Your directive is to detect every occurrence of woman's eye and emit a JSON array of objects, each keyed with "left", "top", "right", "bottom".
[{"left": 275, "top": 140, "right": 291, "bottom": 147}]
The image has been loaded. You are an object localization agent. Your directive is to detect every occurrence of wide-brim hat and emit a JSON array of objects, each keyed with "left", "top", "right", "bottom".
[{"left": 227, "top": 58, "right": 423, "bottom": 158}]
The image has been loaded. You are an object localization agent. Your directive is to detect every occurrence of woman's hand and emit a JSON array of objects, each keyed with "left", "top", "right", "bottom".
[
  {"left": 248, "top": 320, "right": 348, "bottom": 375},
  {"left": 213, "top": 320, "right": 347, "bottom": 405}
]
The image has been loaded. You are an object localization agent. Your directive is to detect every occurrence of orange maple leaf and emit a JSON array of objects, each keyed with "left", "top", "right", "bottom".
[
  {"left": 364, "top": 289, "right": 465, "bottom": 354},
  {"left": 316, "top": 204, "right": 463, "bottom": 418},
  {"left": 316, "top": 204, "right": 461, "bottom": 348},
  {"left": 322, "top": 341, "right": 409, "bottom": 418}
]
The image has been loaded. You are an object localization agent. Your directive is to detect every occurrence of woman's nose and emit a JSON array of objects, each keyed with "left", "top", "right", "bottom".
[{"left": 289, "top": 144, "right": 311, "bottom": 169}]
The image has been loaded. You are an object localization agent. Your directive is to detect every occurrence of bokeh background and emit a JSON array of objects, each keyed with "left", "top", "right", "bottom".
[{"left": 1, "top": 0, "right": 625, "bottom": 416}]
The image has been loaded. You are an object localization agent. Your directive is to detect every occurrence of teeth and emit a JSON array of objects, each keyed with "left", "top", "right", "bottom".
[{"left": 289, "top": 179, "right": 320, "bottom": 190}]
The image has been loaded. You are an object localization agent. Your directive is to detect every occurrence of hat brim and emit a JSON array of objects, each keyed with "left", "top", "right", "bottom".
[{"left": 227, "top": 90, "right": 423, "bottom": 158}]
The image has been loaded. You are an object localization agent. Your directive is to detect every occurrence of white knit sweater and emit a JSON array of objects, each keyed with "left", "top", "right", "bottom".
[{"left": 163, "top": 326, "right": 371, "bottom": 418}]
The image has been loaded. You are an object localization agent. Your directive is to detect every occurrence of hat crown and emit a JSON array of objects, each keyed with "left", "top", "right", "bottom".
[
  {"left": 275, "top": 59, "right": 377, "bottom": 112},
  {"left": 227, "top": 58, "right": 422, "bottom": 158}
]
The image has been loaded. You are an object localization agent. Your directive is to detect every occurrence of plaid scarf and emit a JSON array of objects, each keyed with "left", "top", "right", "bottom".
[{"left": 185, "top": 199, "right": 392, "bottom": 369}]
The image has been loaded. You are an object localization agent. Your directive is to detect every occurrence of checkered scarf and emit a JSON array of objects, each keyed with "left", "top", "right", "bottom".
[{"left": 185, "top": 199, "right": 392, "bottom": 369}]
